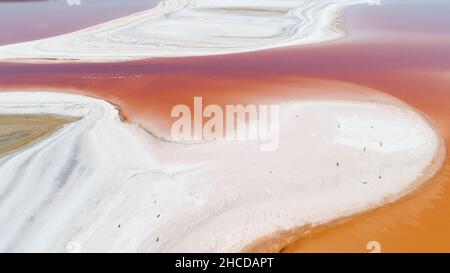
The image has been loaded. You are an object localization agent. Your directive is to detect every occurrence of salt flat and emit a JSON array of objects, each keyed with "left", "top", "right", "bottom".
[
  {"left": 0, "top": 91, "right": 442, "bottom": 252},
  {"left": 0, "top": 0, "right": 378, "bottom": 62}
]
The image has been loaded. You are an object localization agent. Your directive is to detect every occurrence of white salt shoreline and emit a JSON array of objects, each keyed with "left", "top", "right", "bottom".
[
  {"left": 0, "top": 91, "right": 443, "bottom": 252},
  {"left": 0, "top": 0, "right": 380, "bottom": 63}
]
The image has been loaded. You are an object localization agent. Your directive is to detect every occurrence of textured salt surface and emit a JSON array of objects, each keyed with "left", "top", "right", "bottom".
[
  {"left": 0, "top": 91, "right": 441, "bottom": 252},
  {"left": 0, "top": 0, "right": 379, "bottom": 62}
]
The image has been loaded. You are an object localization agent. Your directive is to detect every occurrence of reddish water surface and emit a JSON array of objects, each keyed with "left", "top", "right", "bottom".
[{"left": 0, "top": 0, "right": 450, "bottom": 252}]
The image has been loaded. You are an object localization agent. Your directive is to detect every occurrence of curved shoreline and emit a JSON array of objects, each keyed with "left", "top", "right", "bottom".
[
  {"left": 243, "top": 114, "right": 447, "bottom": 252},
  {"left": 0, "top": 0, "right": 379, "bottom": 63}
]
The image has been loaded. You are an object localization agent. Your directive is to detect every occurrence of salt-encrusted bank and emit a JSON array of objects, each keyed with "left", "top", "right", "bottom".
[
  {"left": 0, "top": 91, "right": 442, "bottom": 252},
  {"left": 0, "top": 0, "right": 379, "bottom": 63}
]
